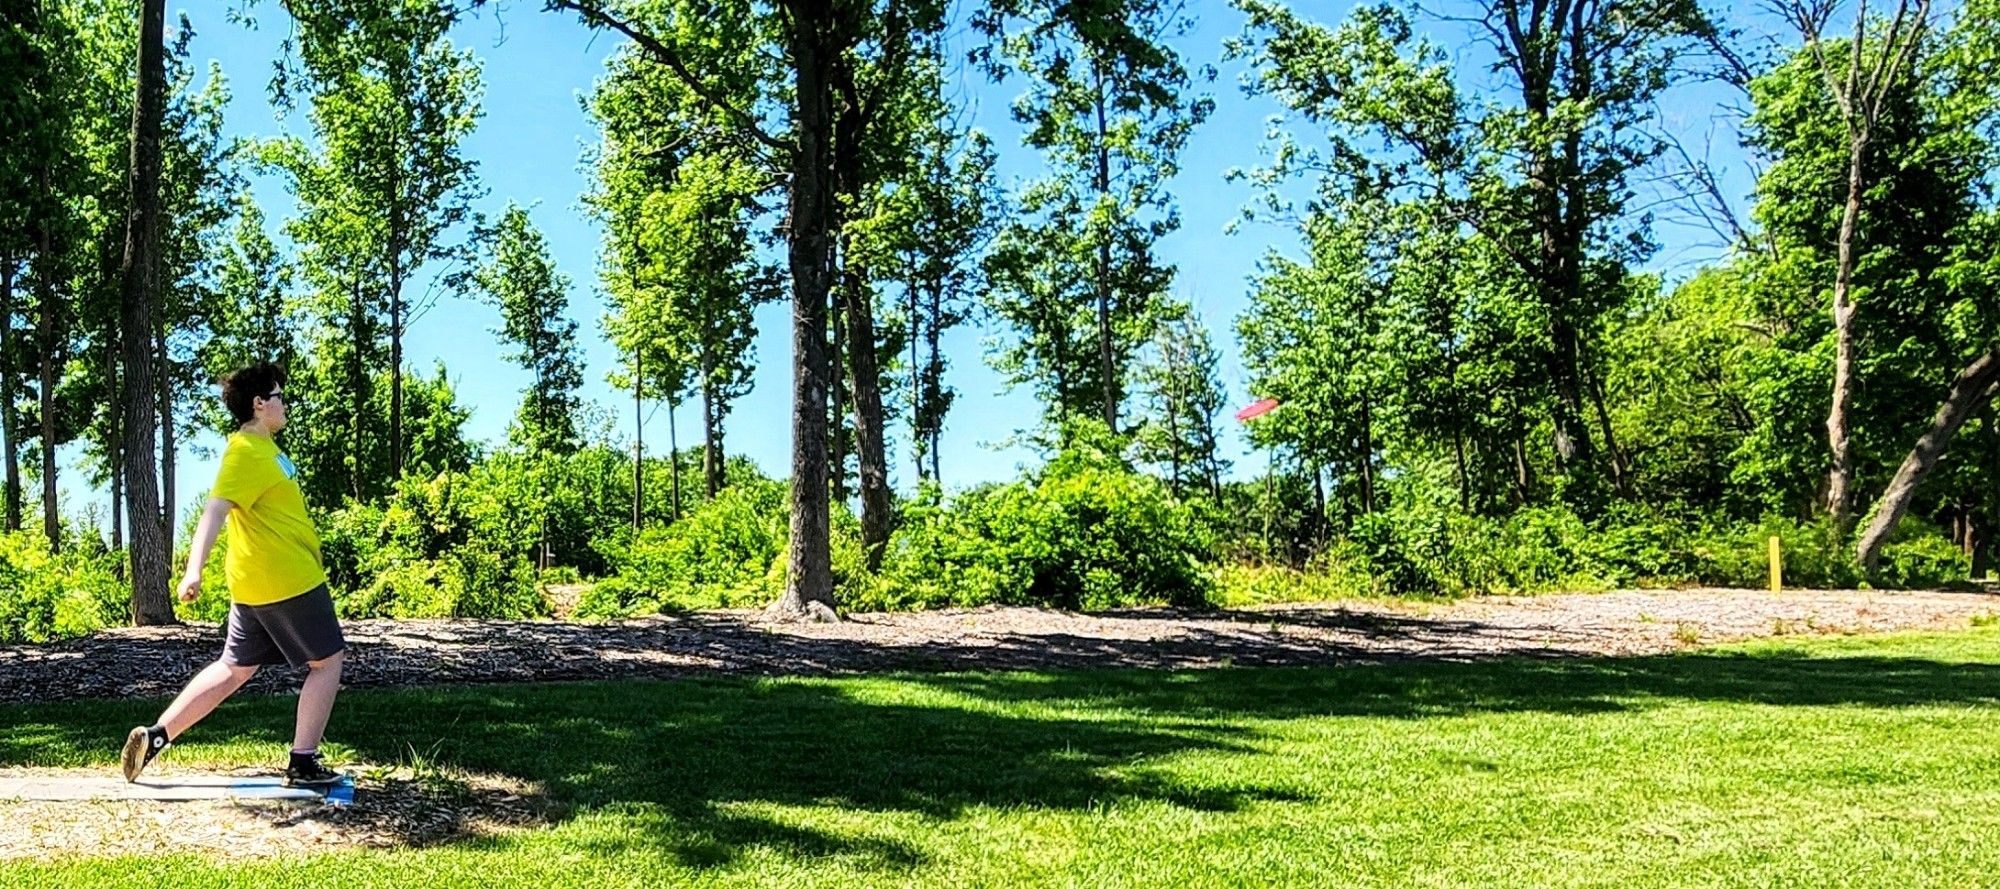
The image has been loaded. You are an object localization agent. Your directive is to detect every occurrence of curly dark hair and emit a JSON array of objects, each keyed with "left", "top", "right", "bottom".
[{"left": 220, "top": 362, "right": 287, "bottom": 424}]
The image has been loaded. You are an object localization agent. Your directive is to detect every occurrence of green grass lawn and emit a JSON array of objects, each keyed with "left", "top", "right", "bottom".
[{"left": 5, "top": 629, "right": 2000, "bottom": 887}]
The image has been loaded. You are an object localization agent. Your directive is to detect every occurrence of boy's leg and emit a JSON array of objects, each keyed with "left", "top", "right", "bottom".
[
  {"left": 157, "top": 659, "right": 260, "bottom": 739},
  {"left": 291, "top": 648, "right": 344, "bottom": 753},
  {"left": 123, "top": 659, "right": 258, "bottom": 781}
]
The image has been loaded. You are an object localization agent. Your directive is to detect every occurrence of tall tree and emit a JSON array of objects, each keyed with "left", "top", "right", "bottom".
[
  {"left": 118, "top": 0, "right": 173, "bottom": 623},
  {"left": 976, "top": 0, "right": 1211, "bottom": 437},
  {"left": 872, "top": 97, "right": 1000, "bottom": 485},
  {"left": 1774, "top": 0, "right": 1938, "bottom": 534},
  {"left": 1240, "top": 199, "right": 1405, "bottom": 519},
  {"left": 155, "top": 40, "right": 239, "bottom": 566},
  {"left": 832, "top": 29, "right": 975, "bottom": 568},
  {"left": 0, "top": 1, "right": 55, "bottom": 534},
  {"left": 555, "top": 0, "right": 942, "bottom": 618},
  {"left": 279, "top": 0, "right": 483, "bottom": 482},
  {"left": 1132, "top": 304, "right": 1229, "bottom": 505},
  {"left": 582, "top": 13, "right": 773, "bottom": 512},
  {"left": 1844, "top": 2, "right": 2000, "bottom": 567},
  {"left": 555, "top": 0, "right": 1170, "bottom": 613},
  {"left": 474, "top": 203, "right": 585, "bottom": 458},
  {"left": 1232, "top": 0, "right": 1709, "bottom": 506}
]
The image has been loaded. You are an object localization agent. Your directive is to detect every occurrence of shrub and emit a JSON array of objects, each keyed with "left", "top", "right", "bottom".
[
  {"left": 1212, "top": 542, "right": 1380, "bottom": 606},
  {"left": 328, "top": 467, "right": 544, "bottom": 619},
  {"left": 1688, "top": 516, "right": 1859, "bottom": 589},
  {"left": 873, "top": 450, "right": 1215, "bottom": 611},
  {"left": 0, "top": 531, "right": 126, "bottom": 643},
  {"left": 1872, "top": 523, "right": 1972, "bottom": 589},
  {"left": 577, "top": 479, "right": 792, "bottom": 616}
]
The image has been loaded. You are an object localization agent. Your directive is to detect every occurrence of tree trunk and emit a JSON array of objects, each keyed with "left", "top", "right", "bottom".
[
  {"left": 158, "top": 329, "right": 174, "bottom": 554},
  {"left": 1545, "top": 315, "right": 1597, "bottom": 477},
  {"left": 840, "top": 246, "right": 891, "bottom": 572},
  {"left": 1311, "top": 462, "right": 1327, "bottom": 548},
  {"left": 110, "top": 445, "right": 124, "bottom": 555},
  {"left": 1825, "top": 135, "right": 1869, "bottom": 534},
  {"left": 120, "top": 0, "right": 174, "bottom": 624},
  {"left": 1585, "top": 359, "right": 1633, "bottom": 498},
  {"left": 667, "top": 396, "right": 682, "bottom": 519},
  {"left": 1854, "top": 349, "right": 2000, "bottom": 570},
  {"left": 1164, "top": 391, "right": 1183, "bottom": 493},
  {"left": 1512, "top": 435, "right": 1532, "bottom": 507},
  {"left": 1197, "top": 394, "right": 1222, "bottom": 508},
  {"left": 908, "top": 272, "right": 924, "bottom": 484},
  {"left": 1453, "top": 428, "right": 1470, "bottom": 512},
  {"left": 828, "top": 274, "right": 848, "bottom": 501},
  {"left": 349, "top": 287, "right": 366, "bottom": 500},
  {"left": 632, "top": 349, "right": 643, "bottom": 530},
  {"left": 769, "top": 0, "right": 838, "bottom": 621},
  {"left": 701, "top": 374, "right": 723, "bottom": 499},
  {"left": 1552, "top": 2, "right": 1599, "bottom": 489},
  {"left": 1092, "top": 59, "right": 1118, "bottom": 435},
  {"left": 1983, "top": 401, "right": 2000, "bottom": 577},
  {"left": 389, "top": 259, "right": 404, "bottom": 479},
  {"left": 926, "top": 281, "right": 945, "bottom": 484},
  {"left": 1359, "top": 393, "right": 1376, "bottom": 514},
  {"left": 35, "top": 181, "right": 59, "bottom": 552},
  {"left": 1, "top": 256, "right": 19, "bottom": 531},
  {"left": 1513, "top": 19, "right": 1596, "bottom": 487}
]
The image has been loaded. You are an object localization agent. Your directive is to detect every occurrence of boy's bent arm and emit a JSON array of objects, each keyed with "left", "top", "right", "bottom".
[{"left": 177, "top": 498, "right": 234, "bottom": 602}]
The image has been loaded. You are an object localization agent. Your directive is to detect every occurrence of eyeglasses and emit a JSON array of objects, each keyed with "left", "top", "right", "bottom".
[{"left": 261, "top": 391, "right": 286, "bottom": 403}]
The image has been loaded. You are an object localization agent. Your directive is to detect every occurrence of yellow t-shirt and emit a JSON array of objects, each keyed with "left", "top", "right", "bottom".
[{"left": 211, "top": 431, "right": 327, "bottom": 606}]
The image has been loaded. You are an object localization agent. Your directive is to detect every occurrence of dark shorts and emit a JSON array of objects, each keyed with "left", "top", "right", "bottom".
[{"left": 222, "top": 584, "right": 347, "bottom": 668}]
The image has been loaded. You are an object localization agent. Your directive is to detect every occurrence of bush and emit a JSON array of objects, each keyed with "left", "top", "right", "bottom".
[
  {"left": 1344, "top": 502, "right": 1617, "bottom": 597},
  {"left": 577, "top": 479, "right": 793, "bottom": 616},
  {"left": 1212, "top": 542, "right": 1380, "bottom": 606},
  {"left": 1688, "top": 516, "right": 1859, "bottom": 589},
  {"left": 1589, "top": 506, "right": 1701, "bottom": 586},
  {"left": 873, "top": 450, "right": 1215, "bottom": 611},
  {"left": 1870, "top": 517, "right": 1972, "bottom": 589},
  {"left": 327, "top": 467, "right": 545, "bottom": 619},
  {"left": 0, "top": 531, "right": 126, "bottom": 643}
]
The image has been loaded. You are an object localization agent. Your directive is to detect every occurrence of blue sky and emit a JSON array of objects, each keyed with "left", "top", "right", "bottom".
[{"left": 99, "top": 0, "right": 1761, "bottom": 528}]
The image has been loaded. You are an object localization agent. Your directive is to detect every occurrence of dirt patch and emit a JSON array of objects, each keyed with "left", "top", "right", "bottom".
[{"left": 0, "top": 764, "right": 550, "bottom": 861}]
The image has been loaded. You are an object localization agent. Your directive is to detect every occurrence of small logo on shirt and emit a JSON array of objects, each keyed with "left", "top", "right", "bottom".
[{"left": 277, "top": 453, "right": 298, "bottom": 479}]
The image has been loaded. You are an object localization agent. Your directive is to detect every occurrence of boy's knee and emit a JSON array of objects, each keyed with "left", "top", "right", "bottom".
[
  {"left": 221, "top": 661, "right": 259, "bottom": 682},
  {"left": 307, "top": 648, "right": 346, "bottom": 670}
]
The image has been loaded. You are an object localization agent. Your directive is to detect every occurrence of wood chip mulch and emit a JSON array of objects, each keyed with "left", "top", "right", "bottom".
[{"left": 5, "top": 588, "right": 1996, "bottom": 706}]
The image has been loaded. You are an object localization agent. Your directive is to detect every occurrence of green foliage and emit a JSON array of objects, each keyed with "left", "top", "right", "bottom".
[
  {"left": 323, "top": 466, "right": 543, "bottom": 619},
  {"left": 474, "top": 203, "right": 584, "bottom": 457},
  {"left": 577, "top": 479, "right": 792, "bottom": 616},
  {"left": 874, "top": 447, "right": 1215, "bottom": 611},
  {"left": 1873, "top": 530, "right": 1972, "bottom": 590},
  {"left": 1211, "top": 548, "right": 1379, "bottom": 606},
  {"left": 283, "top": 358, "right": 475, "bottom": 505},
  {"left": 1688, "top": 516, "right": 1858, "bottom": 590},
  {"left": 584, "top": 7, "right": 775, "bottom": 490},
  {"left": 1345, "top": 503, "right": 1614, "bottom": 597},
  {"left": 1273, "top": 503, "right": 1969, "bottom": 598},
  {"left": 977, "top": 0, "right": 1213, "bottom": 434},
  {"left": 0, "top": 530, "right": 124, "bottom": 643},
  {"left": 1129, "top": 304, "right": 1230, "bottom": 502},
  {"left": 1686, "top": 515, "right": 1968, "bottom": 591}
]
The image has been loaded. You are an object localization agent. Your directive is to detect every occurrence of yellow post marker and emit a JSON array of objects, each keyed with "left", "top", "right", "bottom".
[{"left": 1768, "top": 535, "right": 1783, "bottom": 592}]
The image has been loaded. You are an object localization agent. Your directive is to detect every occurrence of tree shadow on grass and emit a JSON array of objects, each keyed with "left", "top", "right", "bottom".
[{"left": 4, "top": 648, "right": 1999, "bottom": 872}]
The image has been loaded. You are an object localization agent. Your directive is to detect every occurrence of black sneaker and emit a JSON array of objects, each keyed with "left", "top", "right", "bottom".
[
  {"left": 120, "top": 725, "right": 169, "bottom": 783},
  {"left": 285, "top": 752, "right": 346, "bottom": 788}
]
